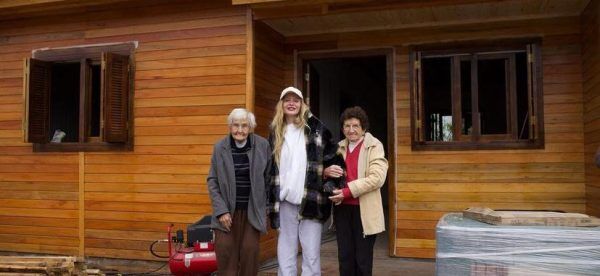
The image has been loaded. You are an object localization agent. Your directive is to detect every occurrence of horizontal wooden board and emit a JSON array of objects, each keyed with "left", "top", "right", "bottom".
[
  {"left": 85, "top": 164, "right": 209, "bottom": 174},
  {"left": 135, "top": 94, "right": 245, "bottom": 108},
  {"left": 85, "top": 183, "right": 204, "bottom": 194},
  {"left": 397, "top": 182, "right": 585, "bottom": 193},
  {"left": 135, "top": 84, "right": 245, "bottom": 99},
  {"left": 136, "top": 125, "right": 228, "bottom": 136},
  {"left": 135, "top": 115, "right": 229, "bottom": 127},
  {"left": 132, "top": 145, "right": 214, "bottom": 155},
  {"left": 85, "top": 154, "right": 210, "bottom": 164},
  {"left": 396, "top": 192, "right": 584, "bottom": 203},
  {"left": 0, "top": 234, "right": 78, "bottom": 247},
  {"left": 85, "top": 15, "right": 246, "bottom": 39},
  {"left": 0, "top": 242, "right": 78, "bottom": 256},
  {"left": 85, "top": 219, "right": 188, "bottom": 232},
  {"left": 0, "top": 182, "right": 77, "bottom": 191},
  {"left": 0, "top": 198, "right": 77, "bottom": 209},
  {"left": 0, "top": 225, "right": 77, "bottom": 237},
  {"left": 134, "top": 135, "right": 223, "bottom": 145},
  {"left": 0, "top": 207, "right": 78, "bottom": 218},
  {"left": 0, "top": 216, "right": 77, "bottom": 228},
  {"left": 135, "top": 55, "right": 246, "bottom": 69},
  {"left": 85, "top": 229, "right": 166, "bottom": 241},
  {"left": 85, "top": 210, "right": 205, "bottom": 223},
  {"left": 85, "top": 201, "right": 210, "bottom": 214},
  {"left": 135, "top": 74, "right": 245, "bottom": 89},
  {"left": 135, "top": 105, "right": 242, "bottom": 118},
  {"left": 135, "top": 65, "right": 246, "bottom": 80},
  {"left": 85, "top": 192, "right": 209, "bottom": 203}
]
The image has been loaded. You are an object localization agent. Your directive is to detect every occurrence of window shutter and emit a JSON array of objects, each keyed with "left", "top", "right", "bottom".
[
  {"left": 527, "top": 44, "right": 537, "bottom": 140},
  {"left": 412, "top": 52, "right": 424, "bottom": 142},
  {"left": 102, "top": 52, "right": 130, "bottom": 143},
  {"left": 25, "top": 58, "right": 52, "bottom": 143}
]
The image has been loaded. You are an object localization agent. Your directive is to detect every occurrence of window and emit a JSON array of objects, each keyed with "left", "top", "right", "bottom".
[
  {"left": 25, "top": 43, "right": 135, "bottom": 151},
  {"left": 411, "top": 42, "right": 543, "bottom": 150}
]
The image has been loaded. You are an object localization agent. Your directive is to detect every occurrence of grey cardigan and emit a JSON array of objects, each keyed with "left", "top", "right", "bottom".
[{"left": 207, "top": 134, "right": 271, "bottom": 233}]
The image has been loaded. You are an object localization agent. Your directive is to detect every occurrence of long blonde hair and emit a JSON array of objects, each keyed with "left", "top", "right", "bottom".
[{"left": 270, "top": 100, "right": 311, "bottom": 165}]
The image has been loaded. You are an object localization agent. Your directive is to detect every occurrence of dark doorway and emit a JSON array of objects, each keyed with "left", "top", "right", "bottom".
[{"left": 301, "top": 52, "right": 393, "bottom": 253}]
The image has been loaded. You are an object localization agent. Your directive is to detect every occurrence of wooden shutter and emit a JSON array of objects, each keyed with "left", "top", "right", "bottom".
[
  {"left": 527, "top": 44, "right": 538, "bottom": 140},
  {"left": 412, "top": 52, "right": 424, "bottom": 142},
  {"left": 25, "top": 58, "right": 52, "bottom": 143},
  {"left": 102, "top": 52, "right": 130, "bottom": 143}
]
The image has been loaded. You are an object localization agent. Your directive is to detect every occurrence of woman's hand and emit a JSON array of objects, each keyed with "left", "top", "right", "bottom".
[
  {"left": 218, "top": 213, "right": 232, "bottom": 231},
  {"left": 324, "top": 165, "right": 344, "bottom": 178},
  {"left": 328, "top": 189, "right": 344, "bottom": 205}
]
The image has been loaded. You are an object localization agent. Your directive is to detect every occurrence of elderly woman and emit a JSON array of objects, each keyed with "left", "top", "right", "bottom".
[
  {"left": 207, "top": 108, "right": 271, "bottom": 276},
  {"left": 268, "top": 87, "right": 338, "bottom": 276},
  {"left": 328, "top": 106, "right": 388, "bottom": 276}
]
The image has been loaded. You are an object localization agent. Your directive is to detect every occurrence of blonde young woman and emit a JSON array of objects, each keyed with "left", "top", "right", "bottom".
[{"left": 268, "top": 87, "right": 339, "bottom": 276}]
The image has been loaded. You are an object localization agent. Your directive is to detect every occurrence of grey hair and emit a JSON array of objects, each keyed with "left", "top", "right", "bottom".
[{"left": 227, "top": 108, "right": 257, "bottom": 129}]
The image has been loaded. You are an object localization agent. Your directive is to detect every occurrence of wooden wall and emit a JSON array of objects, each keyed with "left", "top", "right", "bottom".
[
  {"left": 582, "top": 1, "right": 600, "bottom": 217},
  {"left": 280, "top": 15, "right": 586, "bottom": 258},
  {"left": 0, "top": 0, "right": 253, "bottom": 261},
  {"left": 252, "top": 20, "right": 286, "bottom": 260},
  {"left": 254, "top": 21, "right": 285, "bottom": 137}
]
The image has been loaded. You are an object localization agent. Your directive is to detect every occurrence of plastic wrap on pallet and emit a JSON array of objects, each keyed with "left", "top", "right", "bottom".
[{"left": 436, "top": 213, "right": 600, "bottom": 276}]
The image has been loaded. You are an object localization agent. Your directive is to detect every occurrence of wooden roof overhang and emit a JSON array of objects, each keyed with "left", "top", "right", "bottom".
[{"left": 235, "top": 0, "right": 590, "bottom": 37}]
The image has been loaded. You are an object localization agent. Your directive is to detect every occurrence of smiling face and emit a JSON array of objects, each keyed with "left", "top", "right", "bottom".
[
  {"left": 343, "top": 118, "right": 365, "bottom": 143},
  {"left": 229, "top": 118, "right": 250, "bottom": 143},
  {"left": 282, "top": 93, "right": 302, "bottom": 120}
]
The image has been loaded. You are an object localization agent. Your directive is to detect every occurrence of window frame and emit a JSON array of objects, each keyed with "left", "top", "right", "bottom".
[
  {"left": 25, "top": 42, "right": 136, "bottom": 152},
  {"left": 410, "top": 40, "right": 544, "bottom": 151}
]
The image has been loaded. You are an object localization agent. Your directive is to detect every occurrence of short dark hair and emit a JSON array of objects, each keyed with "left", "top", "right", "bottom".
[{"left": 340, "top": 106, "right": 369, "bottom": 132}]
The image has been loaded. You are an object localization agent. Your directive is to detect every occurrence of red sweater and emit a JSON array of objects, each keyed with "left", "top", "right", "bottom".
[{"left": 342, "top": 140, "right": 363, "bottom": 205}]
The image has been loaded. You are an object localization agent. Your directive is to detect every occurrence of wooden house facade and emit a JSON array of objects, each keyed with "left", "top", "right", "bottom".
[{"left": 0, "top": 0, "right": 599, "bottom": 262}]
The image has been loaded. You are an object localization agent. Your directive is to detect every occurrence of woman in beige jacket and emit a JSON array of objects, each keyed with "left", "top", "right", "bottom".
[{"left": 328, "top": 106, "right": 388, "bottom": 276}]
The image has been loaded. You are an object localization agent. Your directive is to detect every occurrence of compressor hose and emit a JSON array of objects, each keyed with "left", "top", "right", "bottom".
[{"left": 149, "top": 239, "right": 170, "bottom": 259}]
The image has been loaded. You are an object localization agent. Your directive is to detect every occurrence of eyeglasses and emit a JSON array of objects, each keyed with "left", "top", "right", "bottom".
[
  {"left": 343, "top": 124, "right": 362, "bottom": 131},
  {"left": 231, "top": 123, "right": 250, "bottom": 130}
]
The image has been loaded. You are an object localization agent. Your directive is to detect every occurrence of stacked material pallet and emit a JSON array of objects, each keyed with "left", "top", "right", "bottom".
[
  {"left": 436, "top": 213, "right": 600, "bottom": 276},
  {"left": 0, "top": 256, "right": 104, "bottom": 276}
]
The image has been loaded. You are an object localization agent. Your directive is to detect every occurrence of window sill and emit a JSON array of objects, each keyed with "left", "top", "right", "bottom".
[
  {"left": 411, "top": 140, "right": 544, "bottom": 151},
  {"left": 33, "top": 142, "right": 132, "bottom": 152}
]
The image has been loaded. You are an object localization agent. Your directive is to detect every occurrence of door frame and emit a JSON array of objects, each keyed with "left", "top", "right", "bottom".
[{"left": 295, "top": 48, "right": 397, "bottom": 256}]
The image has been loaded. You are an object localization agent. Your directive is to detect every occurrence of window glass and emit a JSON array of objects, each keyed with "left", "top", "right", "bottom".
[
  {"left": 90, "top": 64, "right": 101, "bottom": 137},
  {"left": 422, "top": 57, "right": 453, "bottom": 142},
  {"left": 460, "top": 60, "right": 472, "bottom": 136},
  {"left": 50, "top": 62, "right": 80, "bottom": 142},
  {"left": 478, "top": 58, "right": 508, "bottom": 135}
]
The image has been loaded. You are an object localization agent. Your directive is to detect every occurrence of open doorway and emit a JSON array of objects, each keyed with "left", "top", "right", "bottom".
[{"left": 299, "top": 50, "right": 395, "bottom": 255}]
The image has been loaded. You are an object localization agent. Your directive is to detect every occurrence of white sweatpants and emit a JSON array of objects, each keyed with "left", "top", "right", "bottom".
[{"left": 277, "top": 201, "right": 323, "bottom": 276}]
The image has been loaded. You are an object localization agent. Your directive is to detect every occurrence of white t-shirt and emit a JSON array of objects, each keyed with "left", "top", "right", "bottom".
[{"left": 278, "top": 123, "right": 307, "bottom": 205}]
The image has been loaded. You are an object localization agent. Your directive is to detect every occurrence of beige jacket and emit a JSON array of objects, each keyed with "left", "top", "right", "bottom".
[{"left": 338, "top": 132, "right": 389, "bottom": 235}]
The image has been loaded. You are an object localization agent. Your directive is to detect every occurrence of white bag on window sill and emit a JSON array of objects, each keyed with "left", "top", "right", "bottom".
[{"left": 51, "top": 129, "right": 66, "bottom": 143}]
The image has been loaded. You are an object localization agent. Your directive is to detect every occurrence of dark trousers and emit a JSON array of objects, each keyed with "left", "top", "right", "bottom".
[
  {"left": 334, "top": 204, "right": 377, "bottom": 276},
  {"left": 214, "top": 210, "right": 260, "bottom": 276}
]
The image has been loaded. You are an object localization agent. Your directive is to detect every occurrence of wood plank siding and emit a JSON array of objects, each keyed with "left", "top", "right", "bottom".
[
  {"left": 582, "top": 1, "right": 600, "bottom": 217},
  {"left": 0, "top": 0, "right": 253, "bottom": 261},
  {"left": 279, "top": 15, "right": 586, "bottom": 258},
  {"left": 252, "top": 20, "right": 286, "bottom": 260}
]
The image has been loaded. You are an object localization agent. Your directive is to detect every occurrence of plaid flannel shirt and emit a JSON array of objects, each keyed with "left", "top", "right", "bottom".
[{"left": 268, "top": 115, "right": 337, "bottom": 229}]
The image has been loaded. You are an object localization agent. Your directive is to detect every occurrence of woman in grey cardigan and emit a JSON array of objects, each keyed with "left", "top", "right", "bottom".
[{"left": 207, "top": 108, "right": 271, "bottom": 276}]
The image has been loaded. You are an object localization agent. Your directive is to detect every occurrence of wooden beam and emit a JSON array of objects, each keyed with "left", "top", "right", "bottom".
[
  {"left": 0, "top": 0, "right": 64, "bottom": 9},
  {"left": 251, "top": 0, "right": 509, "bottom": 20},
  {"left": 232, "top": 0, "right": 286, "bottom": 5},
  {"left": 78, "top": 152, "right": 85, "bottom": 258},
  {"left": 246, "top": 7, "right": 255, "bottom": 111}
]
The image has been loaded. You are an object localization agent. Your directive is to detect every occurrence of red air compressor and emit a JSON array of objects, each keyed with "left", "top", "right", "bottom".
[{"left": 164, "top": 216, "right": 218, "bottom": 276}]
